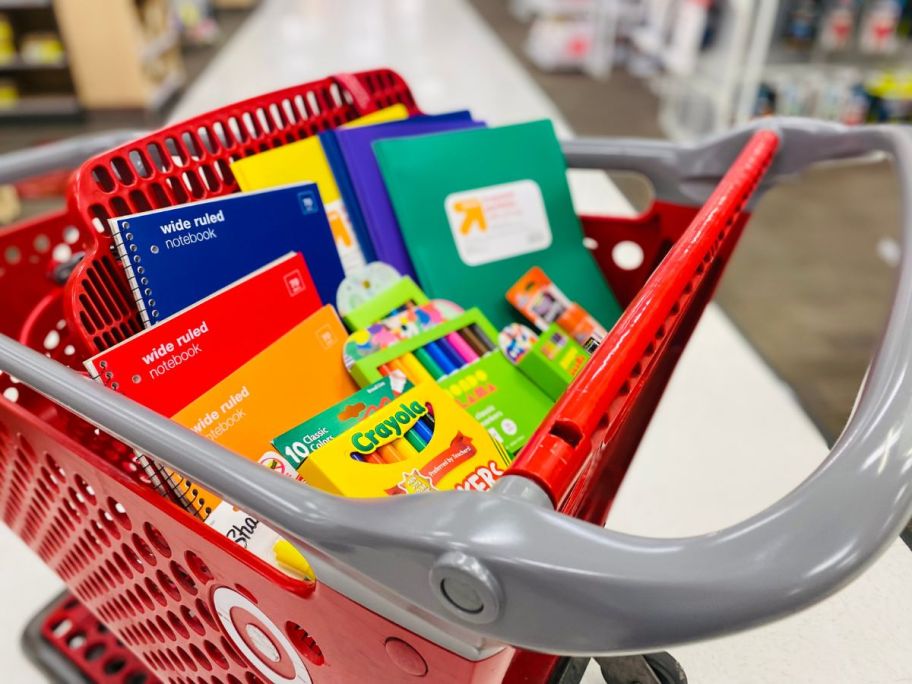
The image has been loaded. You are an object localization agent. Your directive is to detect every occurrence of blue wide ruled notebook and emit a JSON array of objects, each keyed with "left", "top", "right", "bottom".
[
  {"left": 335, "top": 111, "right": 484, "bottom": 279},
  {"left": 109, "top": 182, "right": 344, "bottom": 327}
]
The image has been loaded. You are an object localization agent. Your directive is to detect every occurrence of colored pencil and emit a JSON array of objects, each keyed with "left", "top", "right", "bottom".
[
  {"left": 446, "top": 331, "right": 479, "bottom": 363},
  {"left": 399, "top": 352, "right": 435, "bottom": 384},
  {"left": 469, "top": 323, "right": 495, "bottom": 351},
  {"left": 460, "top": 326, "right": 488, "bottom": 356},
  {"left": 425, "top": 340, "right": 457, "bottom": 374},
  {"left": 413, "top": 346, "right": 444, "bottom": 379},
  {"left": 396, "top": 435, "right": 421, "bottom": 458},
  {"left": 412, "top": 417, "right": 433, "bottom": 444},
  {"left": 352, "top": 451, "right": 386, "bottom": 464},
  {"left": 437, "top": 336, "right": 465, "bottom": 369}
]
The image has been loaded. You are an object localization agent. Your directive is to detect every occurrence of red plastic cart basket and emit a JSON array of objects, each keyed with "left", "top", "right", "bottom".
[{"left": 2, "top": 69, "right": 912, "bottom": 684}]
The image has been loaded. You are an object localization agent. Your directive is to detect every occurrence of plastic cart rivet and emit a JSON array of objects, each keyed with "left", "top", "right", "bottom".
[
  {"left": 384, "top": 637, "right": 428, "bottom": 677},
  {"left": 429, "top": 551, "right": 502, "bottom": 624}
]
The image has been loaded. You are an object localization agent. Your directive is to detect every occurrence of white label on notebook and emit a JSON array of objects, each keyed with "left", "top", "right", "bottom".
[
  {"left": 324, "top": 198, "right": 367, "bottom": 275},
  {"left": 445, "top": 179, "right": 552, "bottom": 266}
]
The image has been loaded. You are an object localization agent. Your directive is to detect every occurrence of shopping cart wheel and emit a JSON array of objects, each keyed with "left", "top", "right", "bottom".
[
  {"left": 596, "top": 652, "right": 687, "bottom": 684},
  {"left": 21, "top": 591, "right": 154, "bottom": 683},
  {"left": 548, "top": 656, "right": 591, "bottom": 683}
]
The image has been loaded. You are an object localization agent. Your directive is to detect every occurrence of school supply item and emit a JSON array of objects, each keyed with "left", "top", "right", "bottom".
[
  {"left": 334, "top": 110, "right": 483, "bottom": 278},
  {"left": 498, "top": 322, "right": 539, "bottom": 363},
  {"left": 296, "top": 381, "right": 511, "bottom": 497},
  {"left": 340, "top": 274, "right": 432, "bottom": 331},
  {"left": 334, "top": 263, "right": 426, "bottom": 327},
  {"left": 373, "top": 119, "right": 622, "bottom": 328},
  {"left": 272, "top": 373, "right": 410, "bottom": 470},
  {"left": 229, "top": 105, "right": 409, "bottom": 273},
  {"left": 501, "top": 322, "right": 588, "bottom": 401},
  {"left": 84, "top": 253, "right": 321, "bottom": 416},
  {"left": 507, "top": 266, "right": 608, "bottom": 346},
  {"left": 350, "top": 308, "right": 552, "bottom": 454},
  {"left": 109, "top": 183, "right": 344, "bottom": 326},
  {"left": 343, "top": 299, "right": 465, "bottom": 369},
  {"left": 167, "top": 306, "right": 356, "bottom": 529}
]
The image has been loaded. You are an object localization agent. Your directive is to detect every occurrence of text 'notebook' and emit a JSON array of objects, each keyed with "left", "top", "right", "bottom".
[{"left": 110, "top": 182, "right": 344, "bottom": 326}]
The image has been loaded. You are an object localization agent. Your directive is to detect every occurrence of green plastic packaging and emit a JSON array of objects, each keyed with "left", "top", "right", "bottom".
[{"left": 350, "top": 308, "right": 552, "bottom": 454}]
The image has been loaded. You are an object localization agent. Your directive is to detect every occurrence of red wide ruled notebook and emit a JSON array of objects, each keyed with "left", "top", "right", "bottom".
[{"left": 84, "top": 252, "right": 322, "bottom": 417}]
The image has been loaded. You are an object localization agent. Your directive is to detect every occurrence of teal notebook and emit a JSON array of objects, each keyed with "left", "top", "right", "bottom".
[{"left": 373, "top": 120, "right": 622, "bottom": 329}]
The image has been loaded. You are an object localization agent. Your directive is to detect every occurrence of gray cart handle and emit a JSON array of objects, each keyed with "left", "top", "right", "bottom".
[{"left": 1, "top": 119, "right": 911, "bottom": 657}]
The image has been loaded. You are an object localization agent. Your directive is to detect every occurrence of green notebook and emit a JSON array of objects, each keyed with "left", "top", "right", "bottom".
[{"left": 373, "top": 119, "right": 622, "bottom": 329}]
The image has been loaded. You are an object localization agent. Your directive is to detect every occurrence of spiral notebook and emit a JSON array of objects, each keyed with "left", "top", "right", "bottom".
[
  {"left": 83, "top": 252, "right": 321, "bottom": 417},
  {"left": 109, "top": 182, "right": 344, "bottom": 327}
]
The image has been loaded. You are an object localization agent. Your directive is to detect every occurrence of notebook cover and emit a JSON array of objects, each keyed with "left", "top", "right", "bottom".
[
  {"left": 372, "top": 120, "right": 623, "bottom": 329},
  {"left": 84, "top": 253, "right": 321, "bottom": 416},
  {"left": 169, "top": 305, "right": 358, "bottom": 515},
  {"left": 336, "top": 111, "right": 483, "bottom": 279},
  {"left": 109, "top": 182, "right": 344, "bottom": 326},
  {"left": 229, "top": 105, "right": 409, "bottom": 274},
  {"left": 320, "top": 131, "right": 378, "bottom": 264}
]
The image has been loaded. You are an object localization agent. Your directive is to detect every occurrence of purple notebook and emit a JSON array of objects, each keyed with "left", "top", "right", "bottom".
[{"left": 336, "top": 111, "right": 484, "bottom": 279}]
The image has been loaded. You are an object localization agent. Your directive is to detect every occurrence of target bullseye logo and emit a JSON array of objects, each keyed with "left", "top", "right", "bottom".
[{"left": 213, "top": 586, "right": 312, "bottom": 683}]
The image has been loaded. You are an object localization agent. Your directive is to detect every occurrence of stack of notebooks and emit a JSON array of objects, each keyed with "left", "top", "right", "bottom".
[{"left": 86, "top": 101, "right": 624, "bottom": 573}]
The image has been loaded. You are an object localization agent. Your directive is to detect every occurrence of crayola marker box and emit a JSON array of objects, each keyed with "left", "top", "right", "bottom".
[
  {"left": 296, "top": 382, "right": 511, "bottom": 497},
  {"left": 271, "top": 373, "right": 409, "bottom": 469}
]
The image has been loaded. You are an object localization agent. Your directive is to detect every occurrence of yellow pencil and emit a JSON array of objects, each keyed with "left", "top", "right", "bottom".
[{"left": 399, "top": 352, "right": 435, "bottom": 385}]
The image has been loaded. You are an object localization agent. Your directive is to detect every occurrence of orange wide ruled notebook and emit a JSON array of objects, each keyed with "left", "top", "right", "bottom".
[{"left": 168, "top": 305, "right": 357, "bottom": 522}]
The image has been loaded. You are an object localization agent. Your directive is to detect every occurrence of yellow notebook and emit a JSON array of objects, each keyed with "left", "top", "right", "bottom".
[
  {"left": 167, "top": 305, "right": 358, "bottom": 546},
  {"left": 230, "top": 104, "right": 409, "bottom": 275}
]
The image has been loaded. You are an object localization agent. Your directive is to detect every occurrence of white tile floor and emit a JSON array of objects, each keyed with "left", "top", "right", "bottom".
[{"left": 3, "top": 0, "right": 911, "bottom": 681}]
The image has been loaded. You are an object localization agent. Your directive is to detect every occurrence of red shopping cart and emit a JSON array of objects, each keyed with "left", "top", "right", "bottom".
[{"left": 2, "top": 68, "right": 912, "bottom": 684}]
